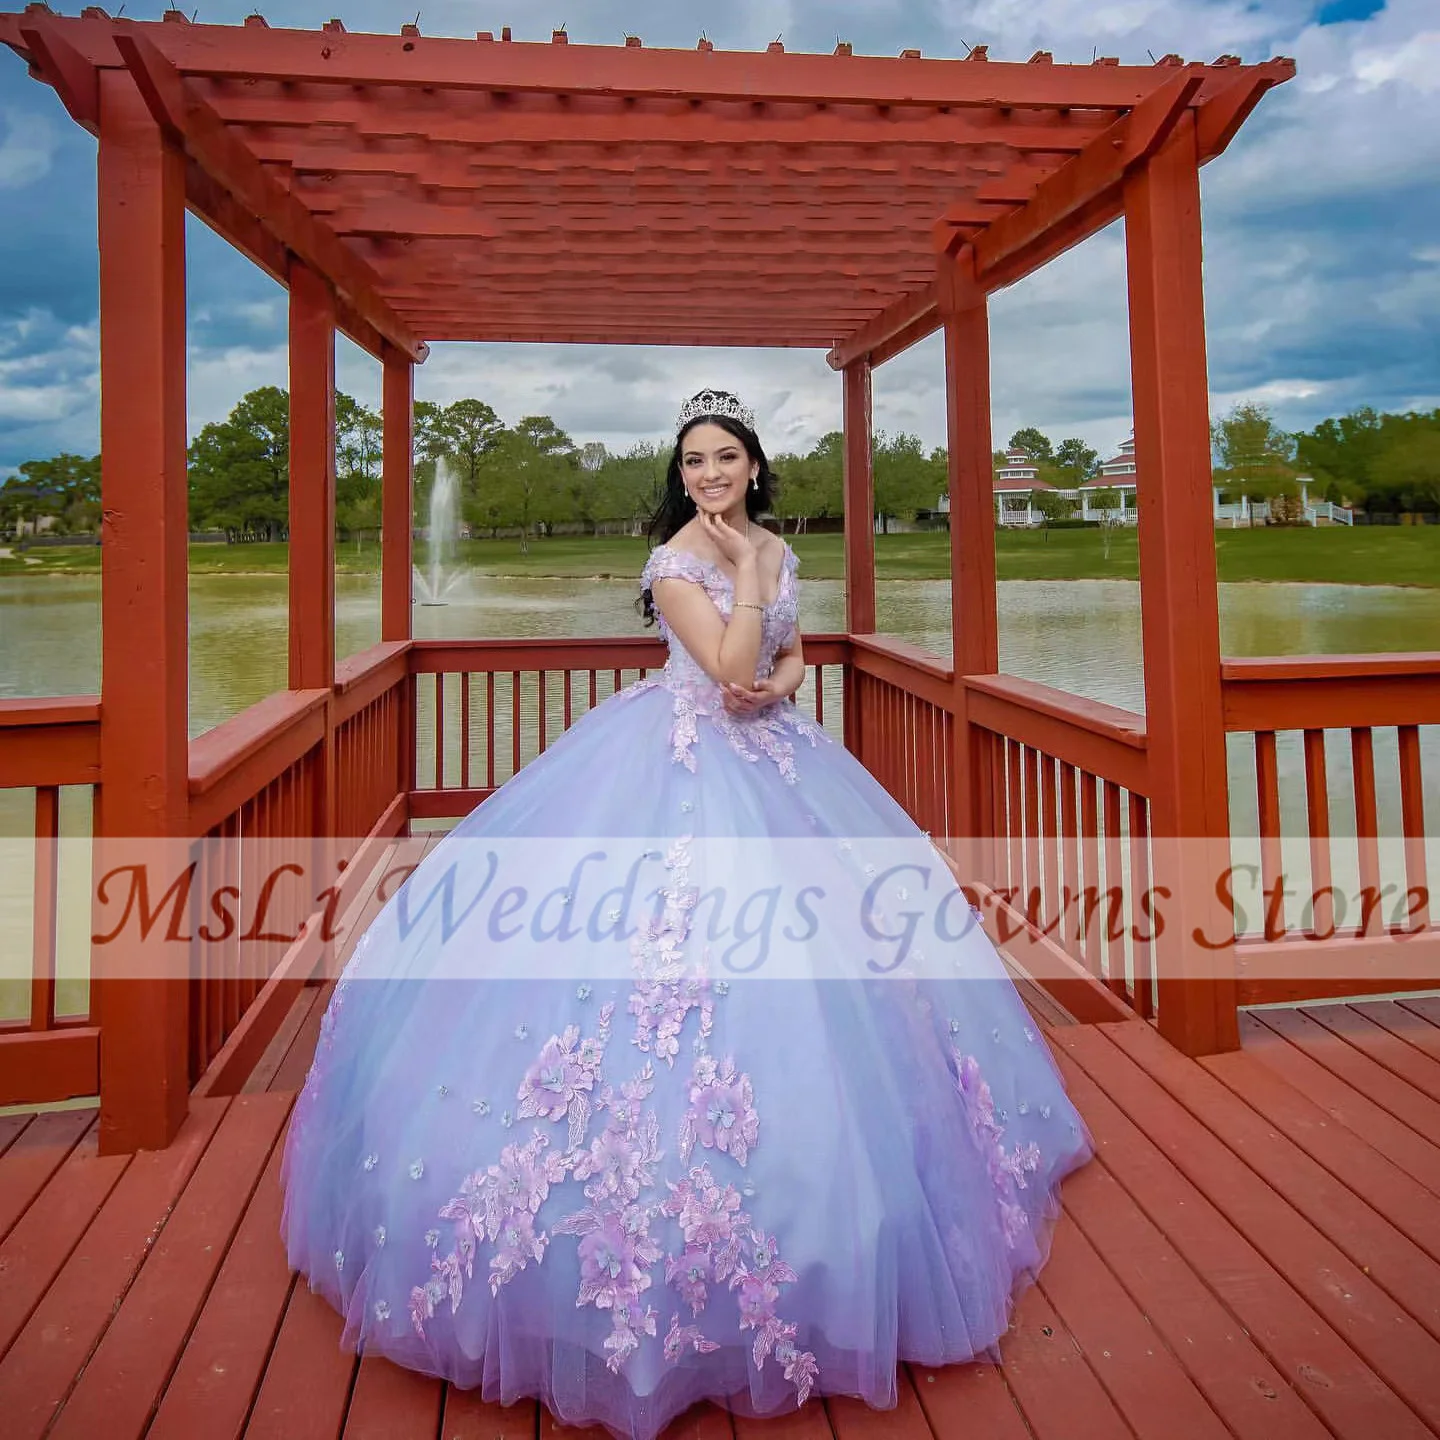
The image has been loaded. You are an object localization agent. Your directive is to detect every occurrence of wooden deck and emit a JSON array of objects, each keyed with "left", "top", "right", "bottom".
[{"left": 4, "top": 867, "right": 1440, "bottom": 1440}]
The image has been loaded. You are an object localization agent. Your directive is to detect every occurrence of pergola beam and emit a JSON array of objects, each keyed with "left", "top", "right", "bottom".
[
  {"left": 0, "top": 19, "right": 1216, "bottom": 109},
  {"left": 18, "top": 19, "right": 97, "bottom": 128},
  {"left": 826, "top": 283, "right": 939, "bottom": 370},
  {"left": 1196, "top": 64, "right": 1293, "bottom": 160},
  {"left": 110, "top": 26, "right": 426, "bottom": 363},
  {"left": 970, "top": 66, "right": 1205, "bottom": 280}
]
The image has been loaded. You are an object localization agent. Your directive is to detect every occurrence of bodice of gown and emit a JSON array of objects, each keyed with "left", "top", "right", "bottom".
[{"left": 639, "top": 541, "right": 800, "bottom": 697}]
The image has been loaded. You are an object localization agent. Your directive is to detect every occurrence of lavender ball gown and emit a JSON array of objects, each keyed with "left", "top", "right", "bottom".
[{"left": 281, "top": 541, "right": 1091, "bottom": 1438}]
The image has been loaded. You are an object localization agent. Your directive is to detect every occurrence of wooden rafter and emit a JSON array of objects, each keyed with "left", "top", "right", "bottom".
[{"left": 105, "top": 24, "right": 425, "bottom": 363}]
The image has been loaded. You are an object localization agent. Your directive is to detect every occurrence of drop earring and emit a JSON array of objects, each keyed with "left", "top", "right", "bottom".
[{"left": 750, "top": 473, "right": 759, "bottom": 491}]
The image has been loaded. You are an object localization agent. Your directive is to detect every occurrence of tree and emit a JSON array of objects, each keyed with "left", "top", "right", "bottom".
[
  {"left": 1053, "top": 438, "right": 1098, "bottom": 486},
  {"left": 1008, "top": 427, "right": 1053, "bottom": 462},
  {"left": 1089, "top": 487, "right": 1123, "bottom": 558},
  {"left": 1030, "top": 487, "right": 1072, "bottom": 537},
  {"left": 1369, "top": 429, "right": 1440, "bottom": 514},
  {"left": 1211, "top": 402, "right": 1298, "bottom": 512},
  {"left": 187, "top": 385, "right": 290, "bottom": 540},
  {"left": 0, "top": 453, "right": 100, "bottom": 535},
  {"left": 335, "top": 392, "right": 382, "bottom": 547},
  {"left": 874, "top": 431, "right": 943, "bottom": 531},
  {"left": 431, "top": 398, "right": 503, "bottom": 499}
]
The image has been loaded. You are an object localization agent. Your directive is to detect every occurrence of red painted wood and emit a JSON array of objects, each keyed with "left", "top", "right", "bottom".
[
  {"left": 342, "top": 1356, "right": 444, "bottom": 1439},
  {"left": 911, "top": 1361, "right": 1029, "bottom": 1440},
  {"left": 938, "top": 251, "right": 998, "bottom": 876},
  {"left": 1060, "top": 1150, "right": 1331, "bottom": 1440},
  {"left": 438, "top": 1387, "right": 539, "bottom": 1438},
  {"left": 1221, "top": 657, "right": 1440, "bottom": 731},
  {"left": 1305, "top": 1004, "right": 1440, "bottom": 1104},
  {"left": 1254, "top": 731, "right": 1285, "bottom": 939},
  {"left": 245, "top": 1281, "right": 358, "bottom": 1440},
  {"left": 1123, "top": 112, "right": 1236, "bottom": 1055},
  {"left": 47, "top": 1093, "right": 290, "bottom": 1440},
  {"left": 0, "top": 1028, "right": 100, "bottom": 1108},
  {"left": 145, "top": 1130, "right": 294, "bottom": 1440},
  {"left": 1037, "top": 1211, "right": 1232, "bottom": 1440},
  {"left": 842, "top": 361, "right": 875, "bottom": 636},
  {"left": 29, "top": 785, "right": 60, "bottom": 1030},
  {"left": 381, "top": 348, "right": 414, "bottom": 643},
  {"left": 1302, "top": 729, "right": 1333, "bottom": 937},
  {"left": 0, "top": 1108, "right": 97, "bottom": 1246},
  {"left": 92, "top": 66, "right": 191, "bottom": 1154},
  {"left": 1396, "top": 725, "right": 1429, "bottom": 930},
  {"left": 1052, "top": 1038, "right": 1432, "bottom": 1440},
  {"left": 1065, "top": 1025, "right": 1440, "bottom": 1431},
  {"left": 1351, "top": 999, "right": 1440, "bottom": 1067},
  {"left": 1240, "top": 1012, "right": 1440, "bottom": 1196},
  {"left": 0, "top": 1098, "right": 228, "bottom": 1440},
  {"left": 0, "top": 1125, "right": 128, "bottom": 1364},
  {"left": 996, "top": 1282, "right": 1132, "bottom": 1440},
  {"left": 827, "top": 1365, "right": 930, "bottom": 1438}
]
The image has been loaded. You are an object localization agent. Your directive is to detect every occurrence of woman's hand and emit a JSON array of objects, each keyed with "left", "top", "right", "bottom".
[
  {"left": 700, "top": 509, "right": 758, "bottom": 568},
  {"left": 721, "top": 678, "right": 784, "bottom": 715}
]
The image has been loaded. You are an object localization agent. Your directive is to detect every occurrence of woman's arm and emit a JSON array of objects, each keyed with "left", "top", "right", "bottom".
[{"left": 651, "top": 556, "right": 767, "bottom": 688}]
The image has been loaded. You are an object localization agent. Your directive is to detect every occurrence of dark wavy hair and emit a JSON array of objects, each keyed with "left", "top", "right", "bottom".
[{"left": 637, "top": 404, "right": 779, "bottom": 627}]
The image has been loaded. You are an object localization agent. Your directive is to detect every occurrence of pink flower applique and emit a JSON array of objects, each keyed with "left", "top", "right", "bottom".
[
  {"left": 516, "top": 1023, "right": 605, "bottom": 1149},
  {"left": 952, "top": 1047, "right": 1043, "bottom": 1250},
  {"left": 680, "top": 1055, "right": 759, "bottom": 1166},
  {"left": 665, "top": 1245, "right": 714, "bottom": 1315},
  {"left": 664, "top": 1315, "right": 721, "bottom": 1362}
]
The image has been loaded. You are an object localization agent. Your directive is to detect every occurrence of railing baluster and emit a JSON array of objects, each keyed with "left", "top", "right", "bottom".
[
  {"left": 30, "top": 785, "right": 60, "bottom": 1033},
  {"left": 1397, "top": 724, "right": 1430, "bottom": 931},
  {"left": 1080, "top": 771, "right": 1101, "bottom": 979},
  {"left": 486, "top": 672, "right": 497, "bottom": 788},
  {"left": 1041, "top": 754, "right": 1059, "bottom": 939},
  {"left": 460, "top": 672, "right": 471, "bottom": 790},
  {"left": 1352, "top": 726, "right": 1382, "bottom": 934},
  {"left": 1022, "top": 746, "right": 1041, "bottom": 925},
  {"left": 538, "top": 671, "right": 549, "bottom": 754},
  {"left": 1059, "top": 761, "right": 1080, "bottom": 961},
  {"left": 511, "top": 670, "right": 522, "bottom": 779},
  {"left": 1303, "top": 728, "right": 1333, "bottom": 937},
  {"left": 1128, "top": 792, "right": 1153, "bottom": 1018},
  {"left": 1103, "top": 780, "right": 1127, "bottom": 1002},
  {"left": 1255, "top": 730, "right": 1285, "bottom": 940}
]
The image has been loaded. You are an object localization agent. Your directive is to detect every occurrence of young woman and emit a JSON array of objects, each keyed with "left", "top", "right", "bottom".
[{"left": 281, "top": 389, "right": 1091, "bottom": 1439}]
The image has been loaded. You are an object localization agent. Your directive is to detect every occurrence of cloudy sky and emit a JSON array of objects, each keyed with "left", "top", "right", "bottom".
[{"left": 0, "top": 0, "right": 1435, "bottom": 474}]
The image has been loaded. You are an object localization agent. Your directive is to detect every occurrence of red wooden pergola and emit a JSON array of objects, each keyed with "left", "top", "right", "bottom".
[{"left": 0, "top": 10, "right": 1340, "bottom": 1156}]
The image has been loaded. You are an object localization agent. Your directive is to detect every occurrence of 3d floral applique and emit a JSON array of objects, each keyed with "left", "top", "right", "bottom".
[
  {"left": 951, "top": 1049, "right": 1042, "bottom": 1251},
  {"left": 405, "top": 808, "right": 821, "bottom": 1408}
]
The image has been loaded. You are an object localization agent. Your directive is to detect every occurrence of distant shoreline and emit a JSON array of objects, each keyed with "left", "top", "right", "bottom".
[{"left": 2, "top": 527, "right": 1438, "bottom": 589}]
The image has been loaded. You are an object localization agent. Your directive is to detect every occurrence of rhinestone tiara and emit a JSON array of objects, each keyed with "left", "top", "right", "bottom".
[{"left": 676, "top": 388, "right": 756, "bottom": 435}]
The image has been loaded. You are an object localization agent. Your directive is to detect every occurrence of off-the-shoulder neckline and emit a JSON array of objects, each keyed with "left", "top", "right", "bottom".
[{"left": 650, "top": 537, "right": 797, "bottom": 571}]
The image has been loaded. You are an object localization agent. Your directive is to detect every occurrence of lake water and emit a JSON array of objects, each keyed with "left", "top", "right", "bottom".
[
  {"left": 2, "top": 572, "right": 1438, "bottom": 1022},
  {"left": 4, "top": 571, "right": 1439, "bottom": 728}
]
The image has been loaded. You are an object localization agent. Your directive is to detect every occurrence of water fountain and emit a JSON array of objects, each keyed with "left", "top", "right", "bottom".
[{"left": 413, "top": 457, "right": 463, "bottom": 605}]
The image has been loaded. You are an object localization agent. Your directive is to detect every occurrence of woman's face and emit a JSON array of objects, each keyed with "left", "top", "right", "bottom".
[{"left": 680, "top": 422, "right": 757, "bottom": 515}]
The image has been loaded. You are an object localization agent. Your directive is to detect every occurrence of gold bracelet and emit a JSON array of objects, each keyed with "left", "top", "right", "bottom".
[{"left": 733, "top": 601, "right": 764, "bottom": 611}]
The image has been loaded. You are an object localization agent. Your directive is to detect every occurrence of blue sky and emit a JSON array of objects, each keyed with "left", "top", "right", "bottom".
[{"left": 0, "top": 0, "right": 1437, "bottom": 471}]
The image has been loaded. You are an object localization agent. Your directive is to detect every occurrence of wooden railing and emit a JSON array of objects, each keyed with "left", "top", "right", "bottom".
[
  {"left": 6, "top": 639, "right": 1439, "bottom": 1127},
  {"left": 1222, "top": 654, "right": 1440, "bottom": 1004},
  {"left": 407, "top": 636, "right": 851, "bottom": 820},
  {"left": 0, "top": 697, "right": 101, "bottom": 1106},
  {"left": 964, "top": 675, "right": 1154, "bottom": 1017}
]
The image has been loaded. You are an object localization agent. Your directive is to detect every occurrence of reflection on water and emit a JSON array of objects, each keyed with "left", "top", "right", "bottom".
[
  {"left": 5, "top": 572, "right": 1438, "bottom": 729},
  {"left": 3, "top": 570, "right": 1438, "bottom": 1020}
]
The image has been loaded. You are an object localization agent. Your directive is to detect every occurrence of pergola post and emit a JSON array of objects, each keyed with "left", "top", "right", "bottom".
[
  {"left": 841, "top": 359, "right": 876, "bottom": 762},
  {"left": 93, "top": 69, "right": 191, "bottom": 1154},
  {"left": 1124, "top": 112, "right": 1239, "bottom": 1055},
  {"left": 938, "top": 249, "right": 1000, "bottom": 878},
  {"left": 842, "top": 359, "right": 876, "bottom": 634},
  {"left": 288, "top": 259, "right": 337, "bottom": 844},
  {"left": 381, "top": 346, "right": 414, "bottom": 644}
]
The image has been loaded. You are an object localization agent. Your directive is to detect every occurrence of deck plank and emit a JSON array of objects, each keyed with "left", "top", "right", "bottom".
[
  {"left": 1052, "top": 1034, "right": 1433, "bottom": 1440},
  {"left": 341, "top": 1355, "right": 444, "bottom": 1440},
  {"left": 0, "top": 1096, "right": 229, "bottom": 1440},
  {"left": 1304, "top": 1004, "right": 1440, "bottom": 1105},
  {"left": 909, "top": 1362, "right": 1031, "bottom": 1440},
  {"left": 1036, "top": 1210, "right": 1231, "bottom": 1440},
  {"left": 827, "top": 1365, "right": 932, "bottom": 1439},
  {"left": 1201, "top": 1043, "right": 1440, "bottom": 1259},
  {"left": 243, "top": 987, "right": 321, "bottom": 1095},
  {"left": 1059, "top": 1158, "right": 1330, "bottom": 1440},
  {"left": 146, "top": 1110, "right": 298, "bottom": 1440},
  {"left": 732, "top": 1399, "right": 835, "bottom": 1438},
  {"left": 1239, "top": 1013, "right": 1440, "bottom": 1197},
  {"left": 437, "top": 1386, "right": 539, "bottom": 1438},
  {"left": 993, "top": 1282, "right": 1132, "bottom": 1440},
  {"left": 48, "top": 1091, "right": 292, "bottom": 1440},
  {"left": 0, "top": 1112, "right": 32, "bottom": 1157},
  {"left": 1104, "top": 1020, "right": 1440, "bottom": 1345},
  {"left": 0, "top": 1125, "right": 129, "bottom": 1362},
  {"left": 0, "top": 1107, "right": 96, "bottom": 1243},
  {"left": 1251, "top": 1007, "right": 1440, "bottom": 1148},
  {"left": 1351, "top": 999, "right": 1440, "bottom": 1066},
  {"left": 244, "top": 1280, "right": 359, "bottom": 1440}
]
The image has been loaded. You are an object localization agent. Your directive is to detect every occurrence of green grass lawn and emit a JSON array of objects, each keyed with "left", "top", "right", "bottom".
[{"left": 3, "top": 524, "right": 1437, "bottom": 587}]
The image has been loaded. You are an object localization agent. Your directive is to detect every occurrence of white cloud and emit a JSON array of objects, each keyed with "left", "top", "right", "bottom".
[{"left": 0, "top": 107, "right": 56, "bottom": 189}]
